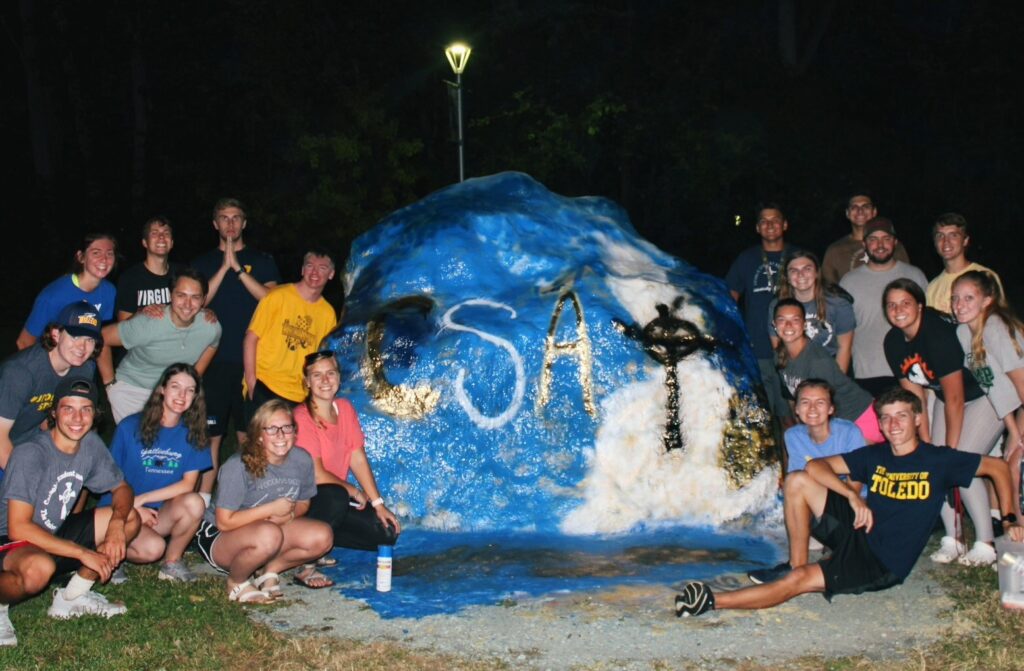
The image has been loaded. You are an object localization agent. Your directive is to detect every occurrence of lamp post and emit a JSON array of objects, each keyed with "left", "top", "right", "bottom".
[{"left": 444, "top": 42, "right": 471, "bottom": 182}]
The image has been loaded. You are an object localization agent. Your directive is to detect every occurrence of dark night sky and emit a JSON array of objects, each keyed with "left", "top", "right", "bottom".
[{"left": 3, "top": 1, "right": 1022, "bottom": 334}]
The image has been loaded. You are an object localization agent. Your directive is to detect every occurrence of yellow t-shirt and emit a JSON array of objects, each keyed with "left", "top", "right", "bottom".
[
  {"left": 248, "top": 284, "right": 337, "bottom": 401},
  {"left": 925, "top": 262, "right": 1002, "bottom": 314}
]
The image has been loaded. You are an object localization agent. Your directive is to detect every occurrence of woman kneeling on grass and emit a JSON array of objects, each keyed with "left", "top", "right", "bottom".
[
  {"left": 196, "top": 399, "right": 333, "bottom": 604},
  {"left": 101, "top": 363, "right": 211, "bottom": 582},
  {"left": 294, "top": 351, "right": 400, "bottom": 571}
]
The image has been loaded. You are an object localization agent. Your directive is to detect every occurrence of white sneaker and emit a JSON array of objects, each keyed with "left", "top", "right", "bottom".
[
  {"left": 959, "top": 541, "right": 997, "bottom": 566},
  {"left": 929, "top": 536, "right": 966, "bottom": 564},
  {"left": 47, "top": 588, "right": 127, "bottom": 619},
  {"left": 0, "top": 606, "right": 16, "bottom": 647},
  {"left": 109, "top": 564, "right": 128, "bottom": 585}
]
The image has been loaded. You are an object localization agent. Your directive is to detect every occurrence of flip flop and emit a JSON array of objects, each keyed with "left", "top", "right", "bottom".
[
  {"left": 316, "top": 555, "right": 338, "bottom": 567},
  {"left": 293, "top": 565, "right": 335, "bottom": 589}
]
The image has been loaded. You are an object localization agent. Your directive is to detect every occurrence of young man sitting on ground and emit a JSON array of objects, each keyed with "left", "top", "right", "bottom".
[{"left": 675, "top": 387, "right": 1024, "bottom": 617}]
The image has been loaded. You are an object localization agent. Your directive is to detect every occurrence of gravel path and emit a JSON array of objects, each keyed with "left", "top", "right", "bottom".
[{"left": 248, "top": 553, "right": 959, "bottom": 669}]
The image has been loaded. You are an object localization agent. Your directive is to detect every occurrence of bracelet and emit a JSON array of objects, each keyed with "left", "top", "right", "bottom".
[
  {"left": 235, "top": 267, "right": 246, "bottom": 277},
  {"left": 104, "top": 378, "right": 117, "bottom": 388},
  {"left": 370, "top": 497, "right": 384, "bottom": 508}
]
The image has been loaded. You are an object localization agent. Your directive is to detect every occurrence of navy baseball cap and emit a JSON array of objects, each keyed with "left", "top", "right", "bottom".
[
  {"left": 53, "top": 376, "right": 99, "bottom": 406},
  {"left": 56, "top": 301, "right": 103, "bottom": 344}
]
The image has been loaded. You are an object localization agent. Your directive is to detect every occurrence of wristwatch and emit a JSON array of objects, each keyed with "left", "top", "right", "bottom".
[{"left": 1002, "top": 512, "right": 1018, "bottom": 525}]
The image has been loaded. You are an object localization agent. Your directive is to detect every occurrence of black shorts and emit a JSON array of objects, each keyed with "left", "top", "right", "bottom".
[
  {"left": 195, "top": 520, "right": 227, "bottom": 574},
  {"left": 0, "top": 538, "right": 31, "bottom": 568},
  {"left": 203, "top": 360, "right": 245, "bottom": 437},
  {"left": 0, "top": 510, "right": 97, "bottom": 575},
  {"left": 242, "top": 380, "right": 295, "bottom": 426},
  {"left": 812, "top": 490, "right": 902, "bottom": 599}
]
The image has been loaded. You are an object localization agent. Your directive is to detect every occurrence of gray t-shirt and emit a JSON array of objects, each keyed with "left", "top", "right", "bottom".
[
  {"left": 0, "top": 345, "right": 96, "bottom": 444},
  {"left": 959, "top": 317, "right": 1024, "bottom": 419},
  {"left": 839, "top": 261, "right": 928, "bottom": 379},
  {"left": 116, "top": 306, "right": 222, "bottom": 389},
  {"left": 779, "top": 341, "right": 874, "bottom": 421},
  {"left": 206, "top": 449, "right": 316, "bottom": 524},
  {"left": 0, "top": 431, "right": 123, "bottom": 536}
]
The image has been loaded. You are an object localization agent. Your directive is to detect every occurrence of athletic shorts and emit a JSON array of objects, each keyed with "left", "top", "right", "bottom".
[
  {"left": 203, "top": 361, "right": 245, "bottom": 437},
  {"left": 195, "top": 520, "right": 227, "bottom": 574},
  {"left": 242, "top": 380, "right": 295, "bottom": 426},
  {"left": 0, "top": 510, "right": 97, "bottom": 575},
  {"left": 812, "top": 490, "right": 902, "bottom": 599},
  {"left": 0, "top": 538, "right": 31, "bottom": 568}
]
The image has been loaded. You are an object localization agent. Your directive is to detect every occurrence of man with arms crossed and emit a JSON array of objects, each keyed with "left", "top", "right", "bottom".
[
  {"left": 193, "top": 198, "right": 280, "bottom": 499},
  {"left": 674, "top": 387, "right": 1024, "bottom": 617},
  {"left": 0, "top": 377, "right": 142, "bottom": 646}
]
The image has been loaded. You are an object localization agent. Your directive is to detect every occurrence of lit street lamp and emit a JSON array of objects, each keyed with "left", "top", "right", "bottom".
[{"left": 444, "top": 42, "right": 472, "bottom": 182}]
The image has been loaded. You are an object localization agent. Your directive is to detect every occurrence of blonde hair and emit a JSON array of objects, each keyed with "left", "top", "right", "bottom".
[
  {"left": 954, "top": 270, "right": 1024, "bottom": 368},
  {"left": 241, "top": 399, "right": 294, "bottom": 478}
]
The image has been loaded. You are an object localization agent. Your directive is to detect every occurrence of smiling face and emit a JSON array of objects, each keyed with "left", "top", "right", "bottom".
[
  {"left": 169, "top": 276, "right": 205, "bottom": 326},
  {"left": 864, "top": 230, "right": 896, "bottom": 265},
  {"left": 51, "top": 329, "right": 98, "bottom": 368},
  {"left": 846, "top": 196, "right": 877, "bottom": 229},
  {"left": 260, "top": 409, "right": 296, "bottom": 464},
  {"left": 756, "top": 208, "right": 788, "bottom": 245},
  {"left": 785, "top": 256, "right": 818, "bottom": 298},
  {"left": 773, "top": 304, "right": 806, "bottom": 345},
  {"left": 161, "top": 371, "right": 198, "bottom": 420},
  {"left": 78, "top": 238, "right": 116, "bottom": 280},
  {"left": 300, "top": 254, "right": 335, "bottom": 293},
  {"left": 951, "top": 277, "right": 991, "bottom": 328},
  {"left": 304, "top": 356, "right": 341, "bottom": 403},
  {"left": 885, "top": 288, "right": 923, "bottom": 335},
  {"left": 53, "top": 396, "right": 96, "bottom": 443},
  {"left": 795, "top": 385, "right": 834, "bottom": 430},
  {"left": 933, "top": 225, "right": 968, "bottom": 263},
  {"left": 143, "top": 222, "right": 174, "bottom": 258},
  {"left": 877, "top": 400, "right": 921, "bottom": 450}
]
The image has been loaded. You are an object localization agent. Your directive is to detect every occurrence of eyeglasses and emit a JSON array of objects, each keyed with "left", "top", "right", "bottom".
[
  {"left": 304, "top": 350, "right": 335, "bottom": 366},
  {"left": 262, "top": 424, "right": 296, "bottom": 436}
]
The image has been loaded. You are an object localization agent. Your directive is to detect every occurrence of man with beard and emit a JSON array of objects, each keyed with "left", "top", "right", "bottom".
[
  {"left": 99, "top": 268, "right": 221, "bottom": 423},
  {"left": 822, "top": 194, "right": 910, "bottom": 285},
  {"left": 192, "top": 199, "right": 280, "bottom": 500},
  {"left": 840, "top": 218, "right": 927, "bottom": 396}
]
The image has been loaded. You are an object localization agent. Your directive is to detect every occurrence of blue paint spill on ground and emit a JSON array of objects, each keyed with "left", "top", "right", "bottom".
[{"left": 322, "top": 527, "right": 780, "bottom": 619}]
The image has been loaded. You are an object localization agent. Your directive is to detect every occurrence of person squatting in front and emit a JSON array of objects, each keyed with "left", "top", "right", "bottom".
[
  {"left": 0, "top": 377, "right": 142, "bottom": 647},
  {"left": 195, "top": 399, "right": 333, "bottom": 604},
  {"left": 674, "top": 387, "right": 1024, "bottom": 618}
]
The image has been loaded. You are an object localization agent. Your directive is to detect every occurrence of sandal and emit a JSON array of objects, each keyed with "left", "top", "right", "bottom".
[
  {"left": 316, "top": 555, "right": 338, "bottom": 567},
  {"left": 293, "top": 565, "right": 335, "bottom": 589},
  {"left": 253, "top": 571, "right": 285, "bottom": 599},
  {"left": 228, "top": 580, "right": 274, "bottom": 604}
]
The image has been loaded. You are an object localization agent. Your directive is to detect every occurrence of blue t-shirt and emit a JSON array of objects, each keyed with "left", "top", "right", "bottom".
[
  {"left": 842, "top": 442, "right": 980, "bottom": 579},
  {"left": 726, "top": 245, "right": 791, "bottom": 359},
  {"left": 24, "top": 275, "right": 116, "bottom": 337},
  {"left": 784, "top": 419, "right": 864, "bottom": 473},
  {"left": 98, "top": 413, "right": 213, "bottom": 509}
]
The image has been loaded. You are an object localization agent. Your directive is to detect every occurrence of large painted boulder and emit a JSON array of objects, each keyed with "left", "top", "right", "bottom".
[{"left": 326, "top": 172, "right": 779, "bottom": 534}]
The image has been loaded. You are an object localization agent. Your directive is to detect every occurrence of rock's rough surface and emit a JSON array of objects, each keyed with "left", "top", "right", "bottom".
[{"left": 326, "top": 172, "right": 778, "bottom": 533}]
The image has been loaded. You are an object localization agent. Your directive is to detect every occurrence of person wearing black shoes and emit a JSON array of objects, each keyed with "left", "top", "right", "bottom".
[{"left": 675, "top": 387, "right": 1024, "bottom": 618}]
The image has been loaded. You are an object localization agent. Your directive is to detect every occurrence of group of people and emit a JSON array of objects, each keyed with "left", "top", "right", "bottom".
[
  {"left": 675, "top": 195, "right": 1024, "bottom": 617},
  {"left": 0, "top": 199, "right": 399, "bottom": 646}
]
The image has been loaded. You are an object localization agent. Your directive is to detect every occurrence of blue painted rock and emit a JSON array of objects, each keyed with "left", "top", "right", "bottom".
[{"left": 326, "top": 172, "right": 778, "bottom": 534}]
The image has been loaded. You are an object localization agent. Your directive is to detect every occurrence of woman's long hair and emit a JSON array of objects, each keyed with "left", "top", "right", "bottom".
[
  {"left": 242, "top": 399, "right": 294, "bottom": 479},
  {"left": 954, "top": 270, "right": 1024, "bottom": 367},
  {"left": 138, "top": 362, "right": 208, "bottom": 449},
  {"left": 70, "top": 232, "right": 118, "bottom": 276},
  {"left": 302, "top": 350, "right": 339, "bottom": 429},
  {"left": 778, "top": 250, "right": 852, "bottom": 322},
  {"left": 773, "top": 298, "right": 806, "bottom": 370}
]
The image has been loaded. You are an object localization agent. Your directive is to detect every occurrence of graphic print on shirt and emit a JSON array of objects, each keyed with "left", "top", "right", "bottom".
[
  {"left": 141, "top": 446, "right": 184, "bottom": 475},
  {"left": 136, "top": 287, "right": 171, "bottom": 307},
  {"left": 40, "top": 471, "right": 85, "bottom": 530},
  {"left": 30, "top": 392, "right": 55, "bottom": 413},
  {"left": 964, "top": 353, "right": 995, "bottom": 391},
  {"left": 752, "top": 261, "right": 783, "bottom": 295},
  {"left": 899, "top": 354, "right": 937, "bottom": 388},
  {"left": 282, "top": 315, "right": 315, "bottom": 351},
  {"left": 869, "top": 465, "right": 931, "bottom": 500},
  {"left": 250, "top": 477, "right": 301, "bottom": 506}
]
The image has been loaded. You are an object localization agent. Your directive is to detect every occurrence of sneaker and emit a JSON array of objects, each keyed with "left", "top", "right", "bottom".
[
  {"left": 158, "top": 560, "right": 198, "bottom": 582},
  {"left": 109, "top": 564, "right": 128, "bottom": 585},
  {"left": 0, "top": 606, "right": 16, "bottom": 647},
  {"left": 929, "top": 536, "right": 965, "bottom": 564},
  {"left": 748, "top": 561, "right": 792, "bottom": 585},
  {"left": 959, "top": 541, "right": 997, "bottom": 567},
  {"left": 674, "top": 581, "right": 715, "bottom": 618},
  {"left": 47, "top": 588, "right": 127, "bottom": 619}
]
